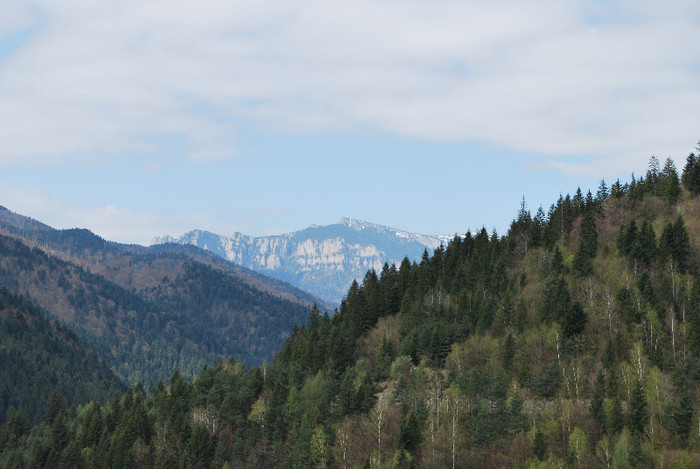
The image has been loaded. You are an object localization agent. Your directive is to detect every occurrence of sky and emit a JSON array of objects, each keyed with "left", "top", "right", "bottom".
[{"left": 0, "top": 0, "right": 699, "bottom": 245}]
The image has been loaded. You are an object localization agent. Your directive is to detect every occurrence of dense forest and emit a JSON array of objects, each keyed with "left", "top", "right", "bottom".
[
  {"left": 0, "top": 286, "right": 125, "bottom": 425},
  {"left": 0, "top": 221, "right": 315, "bottom": 389},
  {"left": 3, "top": 149, "right": 700, "bottom": 468}
]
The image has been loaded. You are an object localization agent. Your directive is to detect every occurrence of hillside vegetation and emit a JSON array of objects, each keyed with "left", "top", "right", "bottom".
[
  {"left": 0, "top": 211, "right": 319, "bottom": 389},
  {"left": 0, "top": 286, "right": 125, "bottom": 425},
  {"left": 4, "top": 150, "right": 700, "bottom": 468}
]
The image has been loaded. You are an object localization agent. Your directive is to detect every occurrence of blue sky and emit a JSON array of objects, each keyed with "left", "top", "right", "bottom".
[{"left": 0, "top": 0, "right": 699, "bottom": 244}]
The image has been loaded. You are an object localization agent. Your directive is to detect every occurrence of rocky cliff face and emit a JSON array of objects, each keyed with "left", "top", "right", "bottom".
[{"left": 154, "top": 218, "right": 452, "bottom": 306}]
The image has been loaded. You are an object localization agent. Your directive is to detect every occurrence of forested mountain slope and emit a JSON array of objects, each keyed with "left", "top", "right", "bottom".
[
  {"left": 0, "top": 287, "right": 125, "bottom": 425},
  {"left": 0, "top": 211, "right": 322, "bottom": 389},
  {"left": 0, "top": 206, "right": 331, "bottom": 312},
  {"left": 4, "top": 151, "right": 700, "bottom": 468}
]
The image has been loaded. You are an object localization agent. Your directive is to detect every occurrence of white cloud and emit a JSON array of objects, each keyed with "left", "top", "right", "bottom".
[
  {"left": 0, "top": 0, "right": 698, "bottom": 174},
  {"left": 0, "top": 184, "right": 225, "bottom": 245}
]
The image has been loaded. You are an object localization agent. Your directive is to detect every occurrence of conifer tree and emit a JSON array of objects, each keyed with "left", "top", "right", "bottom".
[
  {"left": 507, "top": 390, "right": 527, "bottom": 435},
  {"left": 627, "top": 380, "right": 648, "bottom": 435},
  {"left": 671, "top": 391, "right": 694, "bottom": 444},
  {"left": 563, "top": 301, "right": 587, "bottom": 339},
  {"left": 672, "top": 215, "right": 691, "bottom": 272},
  {"left": 573, "top": 210, "right": 598, "bottom": 276},
  {"left": 682, "top": 150, "right": 700, "bottom": 195},
  {"left": 590, "top": 370, "right": 606, "bottom": 430},
  {"left": 44, "top": 390, "right": 66, "bottom": 426},
  {"left": 533, "top": 428, "right": 546, "bottom": 460},
  {"left": 471, "top": 398, "right": 493, "bottom": 448},
  {"left": 659, "top": 157, "right": 681, "bottom": 203},
  {"left": 610, "top": 179, "right": 625, "bottom": 198},
  {"left": 596, "top": 179, "right": 609, "bottom": 205}
]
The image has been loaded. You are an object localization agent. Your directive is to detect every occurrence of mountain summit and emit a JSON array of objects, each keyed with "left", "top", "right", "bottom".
[{"left": 154, "top": 218, "right": 453, "bottom": 305}]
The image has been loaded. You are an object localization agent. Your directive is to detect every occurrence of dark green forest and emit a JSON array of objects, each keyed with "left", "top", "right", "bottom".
[
  {"left": 4, "top": 149, "right": 700, "bottom": 467},
  {"left": 0, "top": 229, "right": 312, "bottom": 389},
  {"left": 0, "top": 286, "right": 125, "bottom": 425}
]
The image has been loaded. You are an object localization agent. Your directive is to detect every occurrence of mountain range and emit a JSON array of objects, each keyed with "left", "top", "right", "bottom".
[
  {"left": 0, "top": 205, "right": 327, "bottom": 390},
  {"left": 3, "top": 153, "right": 700, "bottom": 468},
  {"left": 154, "top": 218, "right": 453, "bottom": 306}
]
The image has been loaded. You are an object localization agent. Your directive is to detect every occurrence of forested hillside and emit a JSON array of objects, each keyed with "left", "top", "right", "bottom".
[
  {"left": 0, "top": 213, "right": 320, "bottom": 389},
  {"left": 0, "top": 287, "right": 125, "bottom": 425},
  {"left": 3, "top": 150, "right": 700, "bottom": 468}
]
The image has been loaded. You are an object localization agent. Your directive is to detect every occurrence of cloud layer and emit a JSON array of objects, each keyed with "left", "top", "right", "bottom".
[
  {"left": 1, "top": 0, "right": 698, "bottom": 172},
  {"left": 0, "top": 183, "right": 228, "bottom": 245}
]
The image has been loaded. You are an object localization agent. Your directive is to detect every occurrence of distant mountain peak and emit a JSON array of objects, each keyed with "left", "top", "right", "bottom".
[{"left": 154, "top": 219, "right": 454, "bottom": 305}]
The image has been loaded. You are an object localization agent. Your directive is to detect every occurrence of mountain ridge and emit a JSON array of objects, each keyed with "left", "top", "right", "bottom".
[
  {"left": 153, "top": 217, "right": 455, "bottom": 305},
  {"left": 0, "top": 205, "right": 329, "bottom": 388}
]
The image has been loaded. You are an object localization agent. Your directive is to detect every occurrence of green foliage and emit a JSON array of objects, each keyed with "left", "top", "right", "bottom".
[
  {"left": 590, "top": 369, "right": 606, "bottom": 430},
  {"left": 3, "top": 149, "right": 700, "bottom": 467},
  {"left": 0, "top": 288, "right": 125, "bottom": 425},
  {"left": 0, "top": 230, "right": 313, "bottom": 390},
  {"left": 537, "top": 362, "right": 561, "bottom": 398},
  {"left": 682, "top": 150, "right": 700, "bottom": 195},
  {"left": 627, "top": 380, "right": 648, "bottom": 435},
  {"left": 573, "top": 210, "right": 598, "bottom": 276},
  {"left": 533, "top": 428, "right": 547, "bottom": 461}
]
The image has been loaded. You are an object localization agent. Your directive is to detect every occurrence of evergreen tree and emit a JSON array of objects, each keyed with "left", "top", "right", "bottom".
[
  {"left": 44, "top": 390, "right": 66, "bottom": 426},
  {"left": 627, "top": 380, "right": 648, "bottom": 435},
  {"left": 471, "top": 398, "right": 493, "bottom": 448},
  {"left": 398, "top": 412, "right": 421, "bottom": 454},
  {"left": 671, "top": 391, "right": 694, "bottom": 444},
  {"left": 573, "top": 210, "right": 598, "bottom": 276},
  {"left": 590, "top": 370, "right": 606, "bottom": 430},
  {"left": 610, "top": 179, "right": 625, "bottom": 198},
  {"left": 596, "top": 179, "right": 609, "bottom": 205},
  {"left": 617, "top": 220, "right": 639, "bottom": 257},
  {"left": 682, "top": 150, "right": 700, "bottom": 195},
  {"left": 563, "top": 301, "right": 587, "bottom": 339},
  {"left": 539, "top": 276, "right": 571, "bottom": 324},
  {"left": 532, "top": 428, "right": 546, "bottom": 461},
  {"left": 659, "top": 157, "right": 681, "bottom": 203},
  {"left": 608, "top": 397, "right": 625, "bottom": 435},
  {"left": 507, "top": 390, "right": 527, "bottom": 434},
  {"left": 672, "top": 215, "right": 691, "bottom": 272},
  {"left": 550, "top": 246, "right": 564, "bottom": 276},
  {"left": 537, "top": 363, "right": 561, "bottom": 398}
]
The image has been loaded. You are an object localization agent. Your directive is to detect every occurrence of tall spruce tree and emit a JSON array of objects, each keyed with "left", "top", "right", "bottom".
[
  {"left": 682, "top": 150, "right": 700, "bottom": 195},
  {"left": 628, "top": 380, "right": 648, "bottom": 435},
  {"left": 573, "top": 210, "right": 598, "bottom": 276}
]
